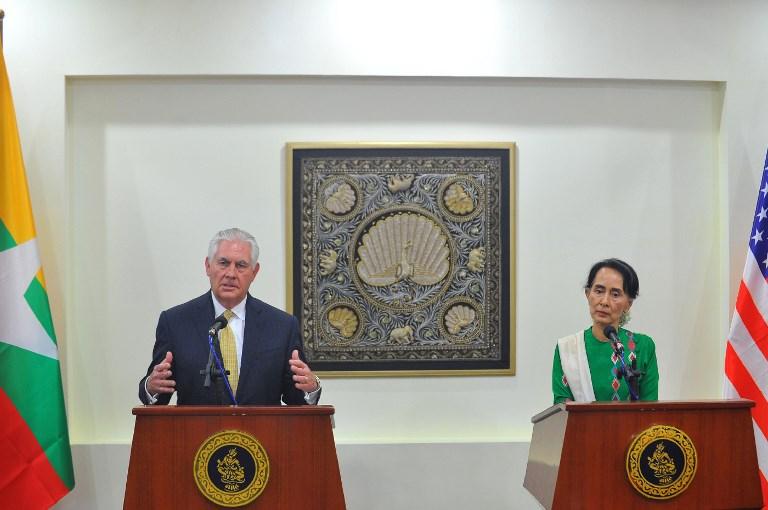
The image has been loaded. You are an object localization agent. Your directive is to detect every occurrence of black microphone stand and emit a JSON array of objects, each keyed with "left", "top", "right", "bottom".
[
  {"left": 624, "top": 358, "right": 644, "bottom": 401},
  {"left": 610, "top": 341, "right": 643, "bottom": 401},
  {"left": 199, "top": 332, "right": 237, "bottom": 405}
]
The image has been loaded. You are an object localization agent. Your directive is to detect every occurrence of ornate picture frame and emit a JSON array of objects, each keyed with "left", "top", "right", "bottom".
[{"left": 286, "top": 142, "right": 515, "bottom": 376}]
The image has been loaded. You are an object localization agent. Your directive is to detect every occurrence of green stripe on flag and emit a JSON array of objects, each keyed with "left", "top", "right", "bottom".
[
  {"left": 0, "top": 219, "right": 16, "bottom": 252},
  {"left": 24, "top": 277, "right": 58, "bottom": 346},
  {"left": 0, "top": 341, "right": 75, "bottom": 489}
]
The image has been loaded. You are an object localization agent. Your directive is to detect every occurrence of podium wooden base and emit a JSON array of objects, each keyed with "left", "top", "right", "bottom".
[
  {"left": 124, "top": 405, "right": 345, "bottom": 509},
  {"left": 525, "top": 400, "right": 761, "bottom": 510}
]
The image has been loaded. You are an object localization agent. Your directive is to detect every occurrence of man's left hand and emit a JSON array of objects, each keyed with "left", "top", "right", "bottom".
[{"left": 289, "top": 349, "right": 319, "bottom": 392}]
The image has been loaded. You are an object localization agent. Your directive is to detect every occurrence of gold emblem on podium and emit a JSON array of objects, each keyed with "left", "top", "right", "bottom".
[
  {"left": 625, "top": 424, "right": 697, "bottom": 500},
  {"left": 193, "top": 430, "right": 270, "bottom": 507}
]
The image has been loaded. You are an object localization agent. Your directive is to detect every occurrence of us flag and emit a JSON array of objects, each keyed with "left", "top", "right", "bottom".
[{"left": 725, "top": 149, "right": 768, "bottom": 507}]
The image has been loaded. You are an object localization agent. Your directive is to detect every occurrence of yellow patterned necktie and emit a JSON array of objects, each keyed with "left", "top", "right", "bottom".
[{"left": 219, "top": 309, "right": 239, "bottom": 393}]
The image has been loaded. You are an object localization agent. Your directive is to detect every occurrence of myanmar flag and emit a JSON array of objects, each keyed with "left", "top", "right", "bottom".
[{"left": 0, "top": 44, "right": 75, "bottom": 507}]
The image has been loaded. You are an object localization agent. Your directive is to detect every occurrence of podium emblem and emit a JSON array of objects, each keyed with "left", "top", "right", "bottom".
[
  {"left": 193, "top": 430, "right": 270, "bottom": 507},
  {"left": 625, "top": 424, "right": 697, "bottom": 500}
]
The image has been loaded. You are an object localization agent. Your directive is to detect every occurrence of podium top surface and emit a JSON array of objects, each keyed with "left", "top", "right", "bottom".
[
  {"left": 532, "top": 399, "right": 754, "bottom": 423},
  {"left": 132, "top": 404, "right": 336, "bottom": 416},
  {"left": 566, "top": 398, "right": 754, "bottom": 412}
]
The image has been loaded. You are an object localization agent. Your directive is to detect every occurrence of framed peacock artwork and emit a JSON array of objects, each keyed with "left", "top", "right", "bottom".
[{"left": 286, "top": 143, "right": 515, "bottom": 376}]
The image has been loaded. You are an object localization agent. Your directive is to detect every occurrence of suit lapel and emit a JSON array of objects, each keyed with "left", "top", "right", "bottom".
[
  {"left": 238, "top": 294, "right": 263, "bottom": 396},
  {"left": 187, "top": 293, "right": 216, "bottom": 378},
  {"left": 194, "top": 292, "right": 216, "bottom": 345}
]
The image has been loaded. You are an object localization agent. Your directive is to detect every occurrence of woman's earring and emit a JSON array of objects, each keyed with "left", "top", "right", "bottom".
[{"left": 619, "top": 310, "right": 631, "bottom": 327}]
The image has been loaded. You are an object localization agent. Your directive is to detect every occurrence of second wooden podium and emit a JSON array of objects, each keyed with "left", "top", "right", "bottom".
[
  {"left": 524, "top": 400, "right": 761, "bottom": 509},
  {"left": 124, "top": 405, "right": 345, "bottom": 509}
]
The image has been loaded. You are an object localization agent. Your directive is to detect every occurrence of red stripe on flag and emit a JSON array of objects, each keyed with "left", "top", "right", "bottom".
[
  {"left": 736, "top": 281, "right": 768, "bottom": 360},
  {"left": 761, "top": 469, "right": 768, "bottom": 509},
  {"left": 725, "top": 342, "right": 768, "bottom": 439},
  {"left": 0, "top": 389, "right": 69, "bottom": 509}
]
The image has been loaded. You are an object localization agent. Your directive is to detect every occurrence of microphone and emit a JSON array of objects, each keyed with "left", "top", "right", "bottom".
[
  {"left": 208, "top": 313, "right": 229, "bottom": 337},
  {"left": 603, "top": 325, "right": 623, "bottom": 354},
  {"left": 604, "top": 324, "right": 642, "bottom": 400}
]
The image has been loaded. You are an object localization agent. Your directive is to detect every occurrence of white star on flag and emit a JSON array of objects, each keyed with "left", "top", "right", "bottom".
[
  {"left": 0, "top": 238, "right": 59, "bottom": 360},
  {"left": 761, "top": 182, "right": 768, "bottom": 196},
  {"left": 758, "top": 207, "right": 768, "bottom": 222},
  {"left": 752, "top": 229, "right": 764, "bottom": 244}
]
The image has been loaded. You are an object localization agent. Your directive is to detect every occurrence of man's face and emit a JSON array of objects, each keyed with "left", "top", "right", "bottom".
[{"left": 205, "top": 240, "right": 260, "bottom": 308}]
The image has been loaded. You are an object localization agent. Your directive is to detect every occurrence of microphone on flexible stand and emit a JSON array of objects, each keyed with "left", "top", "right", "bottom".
[
  {"left": 200, "top": 313, "right": 237, "bottom": 405},
  {"left": 208, "top": 313, "right": 229, "bottom": 337},
  {"left": 603, "top": 325, "right": 640, "bottom": 401},
  {"left": 603, "top": 325, "right": 623, "bottom": 356}
]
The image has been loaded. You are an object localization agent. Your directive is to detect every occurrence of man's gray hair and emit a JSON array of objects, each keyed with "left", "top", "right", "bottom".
[{"left": 208, "top": 228, "right": 260, "bottom": 266}]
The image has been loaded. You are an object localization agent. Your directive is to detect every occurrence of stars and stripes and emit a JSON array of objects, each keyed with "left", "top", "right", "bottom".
[{"left": 725, "top": 150, "right": 768, "bottom": 507}]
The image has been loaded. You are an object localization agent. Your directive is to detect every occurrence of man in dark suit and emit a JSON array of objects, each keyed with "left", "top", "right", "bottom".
[{"left": 139, "top": 228, "right": 320, "bottom": 405}]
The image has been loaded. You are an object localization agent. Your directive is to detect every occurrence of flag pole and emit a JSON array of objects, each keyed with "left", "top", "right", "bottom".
[{"left": 0, "top": 10, "right": 4, "bottom": 46}]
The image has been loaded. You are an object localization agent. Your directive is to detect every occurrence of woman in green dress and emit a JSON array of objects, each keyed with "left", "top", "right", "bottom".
[{"left": 552, "top": 258, "right": 659, "bottom": 403}]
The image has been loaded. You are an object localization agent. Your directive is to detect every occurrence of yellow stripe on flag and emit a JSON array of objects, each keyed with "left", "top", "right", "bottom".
[
  {"left": 35, "top": 268, "right": 47, "bottom": 290},
  {"left": 0, "top": 39, "right": 75, "bottom": 501},
  {"left": 0, "top": 47, "right": 37, "bottom": 246}
]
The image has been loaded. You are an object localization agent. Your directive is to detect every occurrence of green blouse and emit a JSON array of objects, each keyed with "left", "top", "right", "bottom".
[{"left": 552, "top": 327, "right": 659, "bottom": 403}]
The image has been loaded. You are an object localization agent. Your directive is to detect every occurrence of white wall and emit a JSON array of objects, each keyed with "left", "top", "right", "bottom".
[
  {"left": 65, "top": 75, "right": 722, "bottom": 442},
  {"left": 2, "top": 1, "right": 767, "bottom": 509}
]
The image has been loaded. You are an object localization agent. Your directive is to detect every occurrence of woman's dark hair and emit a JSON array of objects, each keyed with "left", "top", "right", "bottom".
[{"left": 584, "top": 258, "right": 639, "bottom": 299}]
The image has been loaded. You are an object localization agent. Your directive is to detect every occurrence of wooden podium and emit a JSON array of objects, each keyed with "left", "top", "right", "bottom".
[
  {"left": 524, "top": 400, "right": 761, "bottom": 509},
  {"left": 124, "top": 405, "right": 346, "bottom": 509}
]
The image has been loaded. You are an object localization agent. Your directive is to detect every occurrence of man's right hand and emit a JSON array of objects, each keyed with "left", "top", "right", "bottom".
[{"left": 147, "top": 351, "right": 175, "bottom": 395}]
